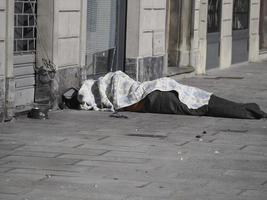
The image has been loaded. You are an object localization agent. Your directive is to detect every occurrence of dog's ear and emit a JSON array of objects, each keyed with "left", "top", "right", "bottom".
[{"left": 80, "top": 102, "right": 92, "bottom": 110}]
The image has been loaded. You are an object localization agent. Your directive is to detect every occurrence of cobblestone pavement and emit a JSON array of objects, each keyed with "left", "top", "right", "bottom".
[{"left": 1, "top": 61, "right": 267, "bottom": 200}]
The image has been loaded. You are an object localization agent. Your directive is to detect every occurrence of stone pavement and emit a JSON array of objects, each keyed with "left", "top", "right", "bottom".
[{"left": 0, "top": 61, "right": 267, "bottom": 200}]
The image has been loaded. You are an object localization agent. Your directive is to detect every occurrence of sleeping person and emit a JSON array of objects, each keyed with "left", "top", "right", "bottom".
[{"left": 78, "top": 71, "right": 267, "bottom": 119}]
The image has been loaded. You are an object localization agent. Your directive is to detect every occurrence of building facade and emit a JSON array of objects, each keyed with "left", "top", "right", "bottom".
[{"left": 0, "top": 0, "right": 266, "bottom": 122}]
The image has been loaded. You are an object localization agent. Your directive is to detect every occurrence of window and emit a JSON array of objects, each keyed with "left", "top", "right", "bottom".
[
  {"left": 207, "top": 0, "right": 222, "bottom": 33},
  {"left": 232, "top": 0, "right": 249, "bottom": 31},
  {"left": 86, "top": 0, "right": 118, "bottom": 75},
  {"left": 14, "top": 0, "right": 37, "bottom": 54}
]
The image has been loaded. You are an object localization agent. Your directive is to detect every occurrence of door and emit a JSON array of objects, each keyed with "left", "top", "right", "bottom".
[
  {"left": 85, "top": 0, "right": 127, "bottom": 78},
  {"left": 206, "top": 0, "right": 222, "bottom": 70},
  {"left": 232, "top": 0, "right": 250, "bottom": 64},
  {"left": 14, "top": 0, "right": 37, "bottom": 112},
  {"left": 260, "top": 0, "right": 267, "bottom": 51}
]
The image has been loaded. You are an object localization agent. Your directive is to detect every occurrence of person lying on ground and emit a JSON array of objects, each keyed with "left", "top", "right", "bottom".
[{"left": 77, "top": 71, "right": 267, "bottom": 119}]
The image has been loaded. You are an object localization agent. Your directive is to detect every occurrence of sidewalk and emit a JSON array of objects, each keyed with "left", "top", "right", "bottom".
[{"left": 0, "top": 61, "right": 267, "bottom": 200}]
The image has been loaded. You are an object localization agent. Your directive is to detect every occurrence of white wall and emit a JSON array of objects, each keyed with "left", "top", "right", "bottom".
[
  {"left": 196, "top": 0, "right": 208, "bottom": 74},
  {"left": 220, "top": 0, "right": 233, "bottom": 69},
  {"left": 0, "top": 0, "right": 15, "bottom": 78},
  {"left": 37, "top": 0, "right": 86, "bottom": 70},
  {"left": 249, "top": 0, "right": 261, "bottom": 62},
  {"left": 126, "top": 0, "right": 167, "bottom": 58}
]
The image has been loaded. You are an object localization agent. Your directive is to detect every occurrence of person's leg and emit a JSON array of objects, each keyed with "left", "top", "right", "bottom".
[
  {"left": 206, "top": 95, "right": 267, "bottom": 119},
  {"left": 142, "top": 90, "right": 208, "bottom": 115}
]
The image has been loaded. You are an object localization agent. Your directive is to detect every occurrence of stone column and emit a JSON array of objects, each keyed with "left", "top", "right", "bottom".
[
  {"left": 190, "top": 0, "right": 201, "bottom": 69},
  {"left": 0, "top": 0, "right": 6, "bottom": 121},
  {"left": 249, "top": 0, "right": 260, "bottom": 62},
  {"left": 0, "top": 0, "right": 15, "bottom": 122},
  {"left": 178, "top": 0, "right": 193, "bottom": 67},
  {"left": 125, "top": 0, "right": 167, "bottom": 81},
  {"left": 167, "top": 0, "right": 181, "bottom": 67},
  {"left": 36, "top": 0, "right": 86, "bottom": 108},
  {"left": 5, "top": 0, "right": 15, "bottom": 121},
  {"left": 219, "top": 0, "right": 233, "bottom": 69},
  {"left": 196, "top": 0, "right": 208, "bottom": 74}
]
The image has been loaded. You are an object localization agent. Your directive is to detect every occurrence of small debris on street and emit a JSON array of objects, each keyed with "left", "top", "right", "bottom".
[
  {"left": 109, "top": 112, "right": 128, "bottom": 119},
  {"left": 214, "top": 150, "right": 220, "bottom": 154},
  {"left": 45, "top": 174, "right": 53, "bottom": 179}
]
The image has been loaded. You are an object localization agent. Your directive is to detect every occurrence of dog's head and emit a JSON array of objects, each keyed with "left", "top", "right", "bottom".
[{"left": 78, "top": 80, "right": 98, "bottom": 110}]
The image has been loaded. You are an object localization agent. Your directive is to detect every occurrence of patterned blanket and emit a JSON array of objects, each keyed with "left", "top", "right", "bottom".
[{"left": 78, "top": 71, "right": 212, "bottom": 111}]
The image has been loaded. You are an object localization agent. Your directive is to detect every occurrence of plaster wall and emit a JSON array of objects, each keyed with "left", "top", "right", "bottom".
[
  {"left": 37, "top": 0, "right": 85, "bottom": 68},
  {"left": 126, "top": 0, "right": 167, "bottom": 57}
]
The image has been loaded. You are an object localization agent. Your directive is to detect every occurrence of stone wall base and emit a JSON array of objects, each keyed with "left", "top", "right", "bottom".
[
  {"left": 5, "top": 77, "right": 15, "bottom": 121},
  {"left": 125, "top": 56, "right": 164, "bottom": 82},
  {"left": 0, "top": 78, "right": 5, "bottom": 122},
  {"left": 35, "top": 66, "right": 82, "bottom": 109},
  {"left": 0, "top": 77, "right": 15, "bottom": 122}
]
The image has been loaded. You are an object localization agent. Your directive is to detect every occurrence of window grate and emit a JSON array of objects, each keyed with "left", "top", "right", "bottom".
[
  {"left": 207, "top": 0, "right": 222, "bottom": 33},
  {"left": 14, "top": 0, "right": 37, "bottom": 54},
  {"left": 232, "top": 0, "right": 249, "bottom": 31}
]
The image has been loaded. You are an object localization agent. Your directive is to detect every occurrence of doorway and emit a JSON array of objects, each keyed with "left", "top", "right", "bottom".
[
  {"left": 85, "top": 0, "right": 127, "bottom": 78},
  {"left": 206, "top": 0, "right": 222, "bottom": 70},
  {"left": 13, "top": 0, "right": 37, "bottom": 112},
  {"left": 232, "top": 0, "right": 250, "bottom": 64}
]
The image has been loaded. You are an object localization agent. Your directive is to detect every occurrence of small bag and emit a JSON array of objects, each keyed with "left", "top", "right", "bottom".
[{"left": 61, "top": 88, "right": 80, "bottom": 109}]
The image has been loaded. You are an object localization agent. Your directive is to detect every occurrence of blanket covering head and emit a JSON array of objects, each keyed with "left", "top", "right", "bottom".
[{"left": 78, "top": 71, "right": 212, "bottom": 111}]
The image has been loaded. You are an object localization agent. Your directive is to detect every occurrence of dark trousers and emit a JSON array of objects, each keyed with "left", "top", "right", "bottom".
[
  {"left": 206, "top": 95, "right": 267, "bottom": 119},
  {"left": 140, "top": 90, "right": 267, "bottom": 119}
]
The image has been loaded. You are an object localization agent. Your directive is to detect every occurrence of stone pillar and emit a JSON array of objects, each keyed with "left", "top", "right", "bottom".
[
  {"left": 190, "top": 0, "right": 201, "bottom": 69},
  {"left": 125, "top": 0, "right": 167, "bottom": 81},
  {"left": 168, "top": 0, "right": 198, "bottom": 69},
  {"left": 36, "top": 0, "right": 87, "bottom": 108},
  {"left": 0, "top": 0, "right": 15, "bottom": 122},
  {"left": 0, "top": 0, "right": 6, "bottom": 121},
  {"left": 5, "top": 0, "right": 15, "bottom": 121},
  {"left": 178, "top": 0, "right": 193, "bottom": 67},
  {"left": 167, "top": 0, "right": 181, "bottom": 67},
  {"left": 219, "top": 0, "right": 233, "bottom": 69},
  {"left": 249, "top": 0, "right": 260, "bottom": 62},
  {"left": 196, "top": 0, "right": 208, "bottom": 74}
]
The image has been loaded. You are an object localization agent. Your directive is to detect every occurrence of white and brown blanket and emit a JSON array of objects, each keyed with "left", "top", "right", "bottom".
[{"left": 78, "top": 71, "right": 212, "bottom": 112}]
